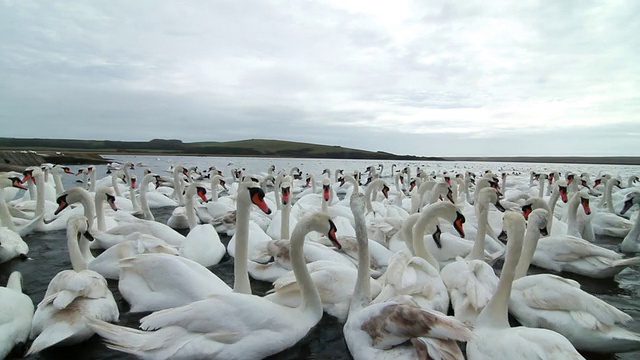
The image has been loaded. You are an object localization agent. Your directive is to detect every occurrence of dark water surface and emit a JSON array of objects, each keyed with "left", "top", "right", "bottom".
[{"left": 2, "top": 155, "right": 639, "bottom": 359}]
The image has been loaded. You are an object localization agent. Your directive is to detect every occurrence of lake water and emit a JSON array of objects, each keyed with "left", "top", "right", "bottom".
[{"left": 2, "top": 154, "right": 640, "bottom": 359}]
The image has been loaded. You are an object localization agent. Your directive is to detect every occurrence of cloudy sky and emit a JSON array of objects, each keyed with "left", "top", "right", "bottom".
[{"left": 1, "top": 0, "right": 638, "bottom": 157}]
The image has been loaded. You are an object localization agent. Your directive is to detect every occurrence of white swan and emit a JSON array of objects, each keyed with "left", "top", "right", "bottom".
[
  {"left": 0, "top": 271, "right": 34, "bottom": 359},
  {"left": 509, "top": 208, "right": 640, "bottom": 353},
  {"left": 466, "top": 212, "right": 584, "bottom": 360},
  {"left": 440, "top": 187, "right": 502, "bottom": 325},
  {"left": 117, "top": 179, "right": 272, "bottom": 312},
  {"left": 620, "top": 191, "right": 640, "bottom": 253},
  {"left": 89, "top": 211, "right": 338, "bottom": 359},
  {"left": 26, "top": 215, "right": 119, "bottom": 356},
  {"left": 590, "top": 178, "right": 633, "bottom": 238},
  {"left": 343, "top": 192, "right": 472, "bottom": 360}
]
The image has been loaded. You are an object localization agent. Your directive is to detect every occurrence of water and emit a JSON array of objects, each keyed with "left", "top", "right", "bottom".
[{"left": 2, "top": 154, "right": 639, "bottom": 359}]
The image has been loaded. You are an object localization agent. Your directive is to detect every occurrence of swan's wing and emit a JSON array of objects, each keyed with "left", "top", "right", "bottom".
[
  {"left": 359, "top": 303, "right": 472, "bottom": 350},
  {"left": 40, "top": 270, "right": 110, "bottom": 308},
  {"left": 539, "top": 236, "right": 620, "bottom": 261},
  {"left": 441, "top": 260, "right": 498, "bottom": 311},
  {"left": 139, "top": 294, "right": 297, "bottom": 335}
]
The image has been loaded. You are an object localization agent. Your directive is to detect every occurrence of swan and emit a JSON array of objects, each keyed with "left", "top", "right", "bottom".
[
  {"left": 0, "top": 175, "right": 41, "bottom": 238},
  {"left": 167, "top": 181, "right": 209, "bottom": 229},
  {"left": 619, "top": 191, "right": 640, "bottom": 253},
  {"left": 117, "top": 179, "right": 272, "bottom": 312},
  {"left": 52, "top": 187, "right": 119, "bottom": 232},
  {"left": 465, "top": 212, "right": 584, "bottom": 360},
  {"left": 509, "top": 208, "right": 640, "bottom": 353},
  {"left": 343, "top": 191, "right": 472, "bottom": 360},
  {"left": 440, "top": 187, "right": 502, "bottom": 325},
  {"left": 26, "top": 215, "right": 119, "bottom": 356},
  {"left": 522, "top": 198, "right": 640, "bottom": 278},
  {"left": 590, "top": 178, "right": 633, "bottom": 238},
  {"left": 0, "top": 271, "right": 34, "bottom": 359},
  {"left": 89, "top": 211, "right": 339, "bottom": 359}
]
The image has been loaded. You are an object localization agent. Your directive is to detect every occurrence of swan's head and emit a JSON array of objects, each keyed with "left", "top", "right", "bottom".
[
  {"left": 87, "top": 165, "right": 95, "bottom": 174},
  {"left": 477, "top": 187, "right": 505, "bottom": 212},
  {"left": 67, "top": 214, "right": 94, "bottom": 242},
  {"left": 527, "top": 208, "right": 549, "bottom": 237},
  {"left": 242, "top": 180, "right": 271, "bottom": 215},
  {"left": 578, "top": 192, "right": 591, "bottom": 215},
  {"left": 97, "top": 187, "right": 118, "bottom": 211},
  {"left": 322, "top": 178, "right": 331, "bottom": 202},
  {"left": 305, "top": 212, "right": 340, "bottom": 250},
  {"left": 498, "top": 212, "right": 526, "bottom": 242},
  {"left": 381, "top": 184, "right": 390, "bottom": 199},
  {"left": 612, "top": 178, "right": 622, "bottom": 189},
  {"left": 22, "top": 168, "right": 36, "bottom": 184},
  {"left": 281, "top": 181, "right": 291, "bottom": 206},
  {"left": 75, "top": 167, "right": 85, "bottom": 176},
  {"left": 621, "top": 192, "right": 640, "bottom": 215},
  {"left": 130, "top": 175, "right": 137, "bottom": 189},
  {"left": 554, "top": 180, "right": 568, "bottom": 203},
  {"left": 521, "top": 197, "right": 548, "bottom": 220},
  {"left": 7, "top": 176, "right": 27, "bottom": 190}
]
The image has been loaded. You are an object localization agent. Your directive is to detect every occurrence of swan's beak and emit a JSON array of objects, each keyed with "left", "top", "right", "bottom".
[
  {"left": 64, "top": 167, "right": 74, "bottom": 174},
  {"left": 444, "top": 177, "right": 451, "bottom": 185},
  {"left": 498, "top": 230, "right": 508, "bottom": 242},
  {"left": 432, "top": 225, "right": 443, "bottom": 249},
  {"left": 494, "top": 199, "right": 505, "bottom": 212},
  {"left": 616, "top": 182, "right": 623, "bottom": 189},
  {"left": 559, "top": 187, "right": 568, "bottom": 203},
  {"left": 594, "top": 179, "right": 601, "bottom": 187},
  {"left": 83, "top": 231, "right": 95, "bottom": 241},
  {"left": 54, "top": 195, "right": 69, "bottom": 215},
  {"left": 131, "top": 178, "right": 137, "bottom": 189},
  {"left": 11, "top": 178, "right": 27, "bottom": 190},
  {"left": 621, "top": 198, "right": 634, "bottom": 215},
  {"left": 106, "top": 194, "right": 118, "bottom": 211},
  {"left": 540, "top": 227, "right": 549, "bottom": 237},
  {"left": 220, "top": 180, "right": 227, "bottom": 191},
  {"left": 409, "top": 181, "right": 416, "bottom": 192},
  {"left": 338, "top": 177, "right": 345, "bottom": 187},
  {"left": 323, "top": 185, "right": 330, "bottom": 202},
  {"left": 453, "top": 211, "right": 465, "bottom": 238},
  {"left": 281, "top": 187, "right": 290, "bottom": 206},
  {"left": 327, "top": 220, "right": 340, "bottom": 249},
  {"left": 22, "top": 171, "right": 33, "bottom": 184},
  {"left": 382, "top": 185, "right": 389, "bottom": 199},
  {"left": 581, "top": 198, "right": 591, "bottom": 215},
  {"left": 522, "top": 205, "right": 532, "bottom": 220},
  {"left": 581, "top": 180, "right": 590, "bottom": 189},
  {"left": 249, "top": 187, "right": 271, "bottom": 215},
  {"left": 197, "top": 187, "right": 208, "bottom": 202}
]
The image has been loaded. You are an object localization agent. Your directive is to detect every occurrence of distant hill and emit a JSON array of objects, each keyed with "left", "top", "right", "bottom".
[
  {"left": 0, "top": 137, "right": 637, "bottom": 166},
  {"left": 0, "top": 137, "right": 443, "bottom": 161}
]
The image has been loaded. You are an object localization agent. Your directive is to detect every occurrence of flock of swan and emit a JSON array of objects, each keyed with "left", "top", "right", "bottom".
[{"left": 0, "top": 159, "right": 640, "bottom": 359}]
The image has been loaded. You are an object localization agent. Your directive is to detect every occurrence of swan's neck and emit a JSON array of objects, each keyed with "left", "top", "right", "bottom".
[
  {"left": 82, "top": 172, "right": 89, "bottom": 190},
  {"left": 538, "top": 179, "right": 545, "bottom": 198},
  {"left": 310, "top": 175, "right": 317, "bottom": 193},
  {"left": 566, "top": 194, "right": 580, "bottom": 235},
  {"left": 621, "top": 210, "right": 640, "bottom": 250},
  {"left": 90, "top": 171, "right": 96, "bottom": 192},
  {"left": 185, "top": 190, "right": 198, "bottom": 230},
  {"left": 139, "top": 178, "right": 154, "bottom": 221},
  {"left": 92, "top": 193, "right": 105, "bottom": 231},
  {"left": 6, "top": 272, "right": 23, "bottom": 292},
  {"left": 605, "top": 181, "right": 615, "bottom": 214},
  {"left": 350, "top": 194, "right": 371, "bottom": 313},
  {"left": 111, "top": 174, "right": 122, "bottom": 197},
  {"left": 402, "top": 214, "right": 420, "bottom": 255},
  {"left": 129, "top": 183, "right": 140, "bottom": 212},
  {"left": 476, "top": 224, "right": 524, "bottom": 328},
  {"left": 412, "top": 209, "right": 440, "bottom": 270},
  {"left": 35, "top": 173, "right": 45, "bottom": 218},
  {"left": 281, "top": 202, "right": 291, "bottom": 240},
  {"left": 0, "top": 188, "right": 18, "bottom": 232},
  {"left": 321, "top": 196, "right": 329, "bottom": 214},
  {"left": 274, "top": 177, "right": 283, "bottom": 210},
  {"left": 233, "top": 196, "right": 252, "bottom": 295},
  {"left": 79, "top": 234, "right": 96, "bottom": 264},
  {"left": 290, "top": 217, "right": 323, "bottom": 315},
  {"left": 211, "top": 178, "right": 220, "bottom": 202},
  {"left": 514, "top": 228, "right": 541, "bottom": 279},
  {"left": 53, "top": 172, "right": 65, "bottom": 197},
  {"left": 468, "top": 203, "right": 488, "bottom": 260},
  {"left": 67, "top": 224, "right": 88, "bottom": 271},
  {"left": 548, "top": 188, "right": 560, "bottom": 215}
]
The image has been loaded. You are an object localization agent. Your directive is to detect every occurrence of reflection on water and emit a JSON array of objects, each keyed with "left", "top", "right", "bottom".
[{"left": 1, "top": 155, "right": 639, "bottom": 360}]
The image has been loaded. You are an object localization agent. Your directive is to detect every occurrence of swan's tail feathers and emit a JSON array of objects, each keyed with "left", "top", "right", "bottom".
[
  {"left": 411, "top": 337, "right": 465, "bottom": 360},
  {"left": 603, "top": 328, "right": 640, "bottom": 353},
  {"left": 26, "top": 324, "right": 77, "bottom": 356},
  {"left": 87, "top": 318, "right": 197, "bottom": 359},
  {"left": 610, "top": 256, "right": 640, "bottom": 268}
]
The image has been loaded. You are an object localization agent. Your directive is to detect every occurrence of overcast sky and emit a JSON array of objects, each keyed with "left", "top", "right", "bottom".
[{"left": 1, "top": 1, "right": 638, "bottom": 157}]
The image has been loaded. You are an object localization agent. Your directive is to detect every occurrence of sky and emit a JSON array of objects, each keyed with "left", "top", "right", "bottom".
[{"left": 1, "top": 0, "right": 639, "bottom": 157}]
